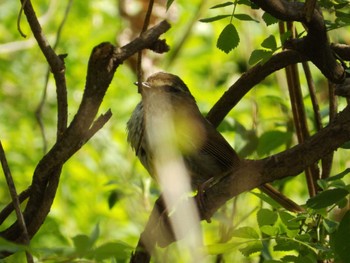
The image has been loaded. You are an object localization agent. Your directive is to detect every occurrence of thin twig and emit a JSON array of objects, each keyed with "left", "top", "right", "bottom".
[
  {"left": 0, "top": 141, "right": 33, "bottom": 263},
  {"left": 166, "top": 0, "right": 208, "bottom": 65},
  {"left": 136, "top": 0, "right": 155, "bottom": 93},
  {"left": 283, "top": 21, "right": 318, "bottom": 197},
  {"left": 302, "top": 61, "right": 322, "bottom": 131},
  {"left": 17, "top": 0, "right": 28, "bottom": 37},
  {"left": 0, "top": 187, "right": 31, "bottom": 225},
  {"left": 35, "top": 0, "right": 73, "bottom": 152}
]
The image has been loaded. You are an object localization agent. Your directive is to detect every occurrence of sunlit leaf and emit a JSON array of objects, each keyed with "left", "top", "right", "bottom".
[
  {"left": 231, "top": 226, "right": 260, "bottom": 239},
  {"left": 260, "top": 225, "right": 279, "bottom": 236},
  {"left": 239, "top": 241, "right": 262, "bottom": 256},
  {"left": 94, "top": 241, "right": 132, "bottom": 260},
  {"left": 217, "top": 23, "right": 240, "bottom": 53},
  {"left": 206, "top": 241, "right": 242, "bottom": 254},
  {"left": 257, "top": 208, "right": 278, "bottom": 226}
]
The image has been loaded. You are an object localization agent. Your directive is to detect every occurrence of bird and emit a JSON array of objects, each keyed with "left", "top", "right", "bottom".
[
  {"left": 127, "top": 72, "right": 303, "bottom": 213},
  {"left": 127, "top": 72, "right": 241, "bottom": 190}
]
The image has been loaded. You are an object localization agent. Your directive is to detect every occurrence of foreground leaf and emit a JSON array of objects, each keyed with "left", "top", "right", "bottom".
[
  {"left": 231, "top": 226, "right": 260, "bottom": 239},
  {"left": 239, "top": 241, "right": 263, "bottom": 256},
  {"left": 306, "top": 188, "right": 349, "bottom": 209},
  {"left": 210, "top": 1, "right": 234, "bottom": 9},
  {"left": 332, "top": 211, "right": 350, "bottom": 262},
  {"left": 217, "top": 23, "right": 240, "bottom": 53},
  {"left": 248, "top": 49, "right": 273, "bottom": 65},
  {"left": 200, "top": 15, "right": 231, "bottom": 23}
]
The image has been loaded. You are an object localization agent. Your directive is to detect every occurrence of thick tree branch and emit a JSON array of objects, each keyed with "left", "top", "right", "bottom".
[
  {"left": 0, "top": 20, "right": 171, "bottom": 250},
  {"left": 207, "top": 50, "right": 306, "bottom": 127},
  {"left": 251, "top": 0, "right": 345, "bottom": 84},
  {"left": 141, "top": 104, "right": 350, "bottom": 248}
]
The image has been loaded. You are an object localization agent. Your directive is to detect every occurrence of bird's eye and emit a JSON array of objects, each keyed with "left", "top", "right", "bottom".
[{"left": 163, "top": 85, "right": 181, "bottom": 93}]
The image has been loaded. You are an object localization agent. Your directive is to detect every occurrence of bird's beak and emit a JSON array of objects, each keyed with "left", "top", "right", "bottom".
[
  {"left": 134, "top": 81, "right": 151, "bottom": 94},
  {"left": 134, "top": 81, "right": 151, "bottom": 88}
]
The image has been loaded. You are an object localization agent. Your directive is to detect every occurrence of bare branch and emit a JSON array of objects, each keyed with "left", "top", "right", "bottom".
[
  {"left": 0, "top": 142, "right": 33, "bottom": 263},
  {"left": 139, "top": 104, "right": 350, "bottom": 249},
  {"left": 0, "top": 20, "right": 171, "bottom": 249},
  {"left": 251, "top": 0, "right": 345, "bottom": 83},
  {"left": 207, "top": 50, "right": 305, "bottom": 127}
]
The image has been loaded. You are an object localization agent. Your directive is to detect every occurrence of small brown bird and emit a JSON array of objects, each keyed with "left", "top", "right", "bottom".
[
  {"left": 127, "top": 72, "right": 303, "bottom": 214},
  {"left": 127, "top": 72, "right": 241, "bottom": 189}
]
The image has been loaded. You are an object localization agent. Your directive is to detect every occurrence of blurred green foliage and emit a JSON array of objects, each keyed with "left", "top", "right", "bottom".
[{"left": 1, "top": 0, "right": 350, "bottom": 262}]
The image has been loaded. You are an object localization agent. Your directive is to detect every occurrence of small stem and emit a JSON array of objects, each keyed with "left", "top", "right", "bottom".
[
  {"left": 0, "top": 141, "right": 33, "bottom": 263},
  {"left": 230, "top": 0, "right": 238, "bottom": 24}
]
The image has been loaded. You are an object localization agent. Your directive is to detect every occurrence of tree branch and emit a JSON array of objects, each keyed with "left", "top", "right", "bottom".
[
  {"left": 207, "top": 50, "right": 306, "bottom": 127},
  {"left": 139, "top": 104, "right": 350, "bottom": 249},
  {"left": 0, "top": 19, "right": 171, "bottom": 250},
  {"left": 250, "top": 0, "right": 345, "bottom": 83}
]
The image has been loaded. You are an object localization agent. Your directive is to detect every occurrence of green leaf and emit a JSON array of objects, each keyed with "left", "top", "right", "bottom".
[
  {"left": 217, "top": 23, "right": 240, "bottom": 53},
  {"left": 306, "top": 188, "right": 349, "bottom": 209},
  {"left": 108, "top": 190, "right": 120, "bottom": 209},
  {"left": 280, "top": 30, "right": 292, "bottom": 44},
  {"left": 199, "top": 15, "right": 231, "bottom": 23},
  {"left": 166, "top": 0, "right": 175, "bottom": 10},
  {"left": 317, "top": 179, "right": 328, "bottom": 190},
  {"left": 260, "top": 225, "right": 279, "bottom": 236},
  {"left": 251, "top": 191, "right": 282, "bottom": 209},
  {"left": 206, "top": 241, "right": 242, "bottom": 255},
  {"left": 237, "top": 0, "right": 253, "bottom": 6},
  {"left": 323, "top": 218, "right": 339, "bottom": 234},
  {"left": 73, "top": 234, "right": 91, "bottom": 255},
  {"left": 248, "top": 49, "right": 273, "bottom": 65},
  {"left": 257, "top": 130, "right": 292, "bottom": 156},
  {"left": 325, "top": 168, "right": 350, "bottom": 181},
  {"left": 262, "top": 12, "right": 279, "bottom": 26},
  {"left": 239, "top": 241, "right": 262, "bottom": 256},
  {"left": 257, "top": 208, "right": 278, "bottom": 227},
  {"left": 279, "top": 211, "right": 300, "bottom": 230},
  {"left": 233, "top": 14, "right": 259, "bottom": 22},
  {"left": 332, "top": 210, "right": 350, "bottom": 262},
  {"left": 90, "top": 224, "right": 100, "bottom": 246},
  {"left": 341, "top": 140, "right": 350, "bottom": 148},
  {"left": 261, "top": 35, "right": 277, "bottom": 50},
  {"left": 274, "top": 237, "right": 299, "bottom": 252},
  {"left": 0, "top": 237, "right": 26, "bottom": 253},
  {"left": 210, "top": 1, "right": 234, "bottom": 9},
  {"left": 94, "top": 241, "right": 132, "bottom": 260},
  {"left": 231, "top": 226, "right": 259, "bottom": 239}
]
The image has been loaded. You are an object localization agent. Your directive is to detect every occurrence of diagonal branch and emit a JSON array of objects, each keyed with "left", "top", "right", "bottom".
[
  {"left": 141, "top": 104, "right": 350, "bottom": 248},
  {"left": 207, "top": 50, "right": 306, "bottom": 127},
  {"left": 0, "top": 19, "right": 171, "bottom": 250},
  {"left": 250, "top": 0, "right": 345, "bottom": 83}
]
